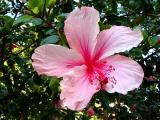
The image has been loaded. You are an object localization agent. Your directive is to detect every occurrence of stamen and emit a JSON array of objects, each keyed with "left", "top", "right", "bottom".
[
  {"left": 95, "top": 63, "right": 116, "bottom": 91},
  {"left": 87, "top": 61, "right": 116, "bottom": 91}
]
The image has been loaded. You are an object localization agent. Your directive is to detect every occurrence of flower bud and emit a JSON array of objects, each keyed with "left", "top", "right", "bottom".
[{"left": 87, "top": 107, "right": 95, "bottom": 117}]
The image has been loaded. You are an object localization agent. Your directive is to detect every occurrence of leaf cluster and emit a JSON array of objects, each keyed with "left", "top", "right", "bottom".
[{"left": 0, "top": 0, "right": 160, "bottom": 119}]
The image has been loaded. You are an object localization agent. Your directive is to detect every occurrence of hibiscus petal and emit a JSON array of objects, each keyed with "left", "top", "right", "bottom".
[
  {"left": 104, "top": 55, "right": 144, "bottom": 94},
  {"left": 32, "top": 44, "right": 83, "bottom": 77},
  {"left": 93, "top": 26, "right": 143, "bottom": 60},
  {"left": 64, "top": 7, "right": 100, "bottom": 60},
  {"left": 60, "top": 65, "right": 100, "bottom": 111}
]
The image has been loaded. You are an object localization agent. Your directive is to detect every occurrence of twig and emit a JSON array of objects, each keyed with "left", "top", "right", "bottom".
[
  {"left": 4, "top": 42, "right": 35, "bottom": 62},
  {"left": 15, "top": 42, "right": 34, "bottom": 56},
  {"left": 42, "top": 0, "right": 47, "bottom": 18}
]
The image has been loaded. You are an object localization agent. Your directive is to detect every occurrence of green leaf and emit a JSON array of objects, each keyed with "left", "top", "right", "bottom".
[
  {"left": 41, "top": 35, "right": 59, "bottom": 45},
  {"left": 13, "top": 15, "right": 43, "bottom": 26},
  {"left": 31, "top": 18, "right": 43, "bottom": 25},
  {"left": 45, "top": 29, "right": 55, "bottom": 35},
  {"left": 49, "top": 77, "right": 59, "bottom": 95},
  {"left": 32, "top": 7, "right": 40, "bottom": 14},
  {"left": 48, "top": 0, "right": 56, "bottom": 7},
  {"left": 27, "top": 0, "right": 56, "bottom": 14},
  {"left": 148, "top": 36, "right": 160, "bottom": 46},
  {"left": 57, "top": 13, "right": 68, "bottom": 21},
  {"left": 27, "top": 0, "right": 44, "bottom": 14},
  {"left": 27, "top": 0, "right": 38, "bottom": 9},
  {"left": 3, "top": 16, "right": 14, "bottom": 28},
  {"left": 13, "top": 15, "right": 33, "bottom": 25},
  {"left": 49, "top": 78, "right": 59, "bottom": 90},
  {"left": 129, "top": 48, "right": 143, "bottom": 58},
  {"left": 28, "top": 0, "right": 42, "bottom": 14}
]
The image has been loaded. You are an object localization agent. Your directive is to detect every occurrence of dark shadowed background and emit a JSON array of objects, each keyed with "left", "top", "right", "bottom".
[{"left": 0, "top": 0, "right": 160, "bottom": 119}]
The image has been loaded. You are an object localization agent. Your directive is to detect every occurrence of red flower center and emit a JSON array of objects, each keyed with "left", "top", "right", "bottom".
[{"left": 87, "top": 61, "right": 116, "bottom": 91}]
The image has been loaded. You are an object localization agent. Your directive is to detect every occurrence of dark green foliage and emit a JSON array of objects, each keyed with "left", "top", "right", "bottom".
[{"left": 0, "top": 0, "right": 160, "bottom": 119}]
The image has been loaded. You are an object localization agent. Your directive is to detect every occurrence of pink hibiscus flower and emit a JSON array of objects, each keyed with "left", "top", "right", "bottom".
[{"left": 31, "top": 7, "right": 144, "bottom": 111}]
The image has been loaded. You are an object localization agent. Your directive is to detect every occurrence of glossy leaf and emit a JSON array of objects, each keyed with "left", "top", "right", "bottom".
[{"left": 41, "top": 35, "right": 59, "bottom": 45}]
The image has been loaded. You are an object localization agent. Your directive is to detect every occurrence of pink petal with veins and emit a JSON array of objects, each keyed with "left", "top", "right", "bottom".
[
  {"left": 32, "top": 44, "right": 83, "bottom": 77},
  {"left": 64, "top": 7, "right": 100, "bottom": 60},
  {"left": 60, "top": 65, "right": 100, "bottom": 111},
  {"left": 93, "top": 26, "right": 143, "bottom": 60},
  {"left": 103, "top": 55, "right": 144, "bottom": 94}
]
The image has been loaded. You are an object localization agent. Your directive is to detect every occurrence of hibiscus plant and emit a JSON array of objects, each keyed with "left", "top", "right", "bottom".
[{"left": 0, "top": 0, "right": 160, "bottom": 120}]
